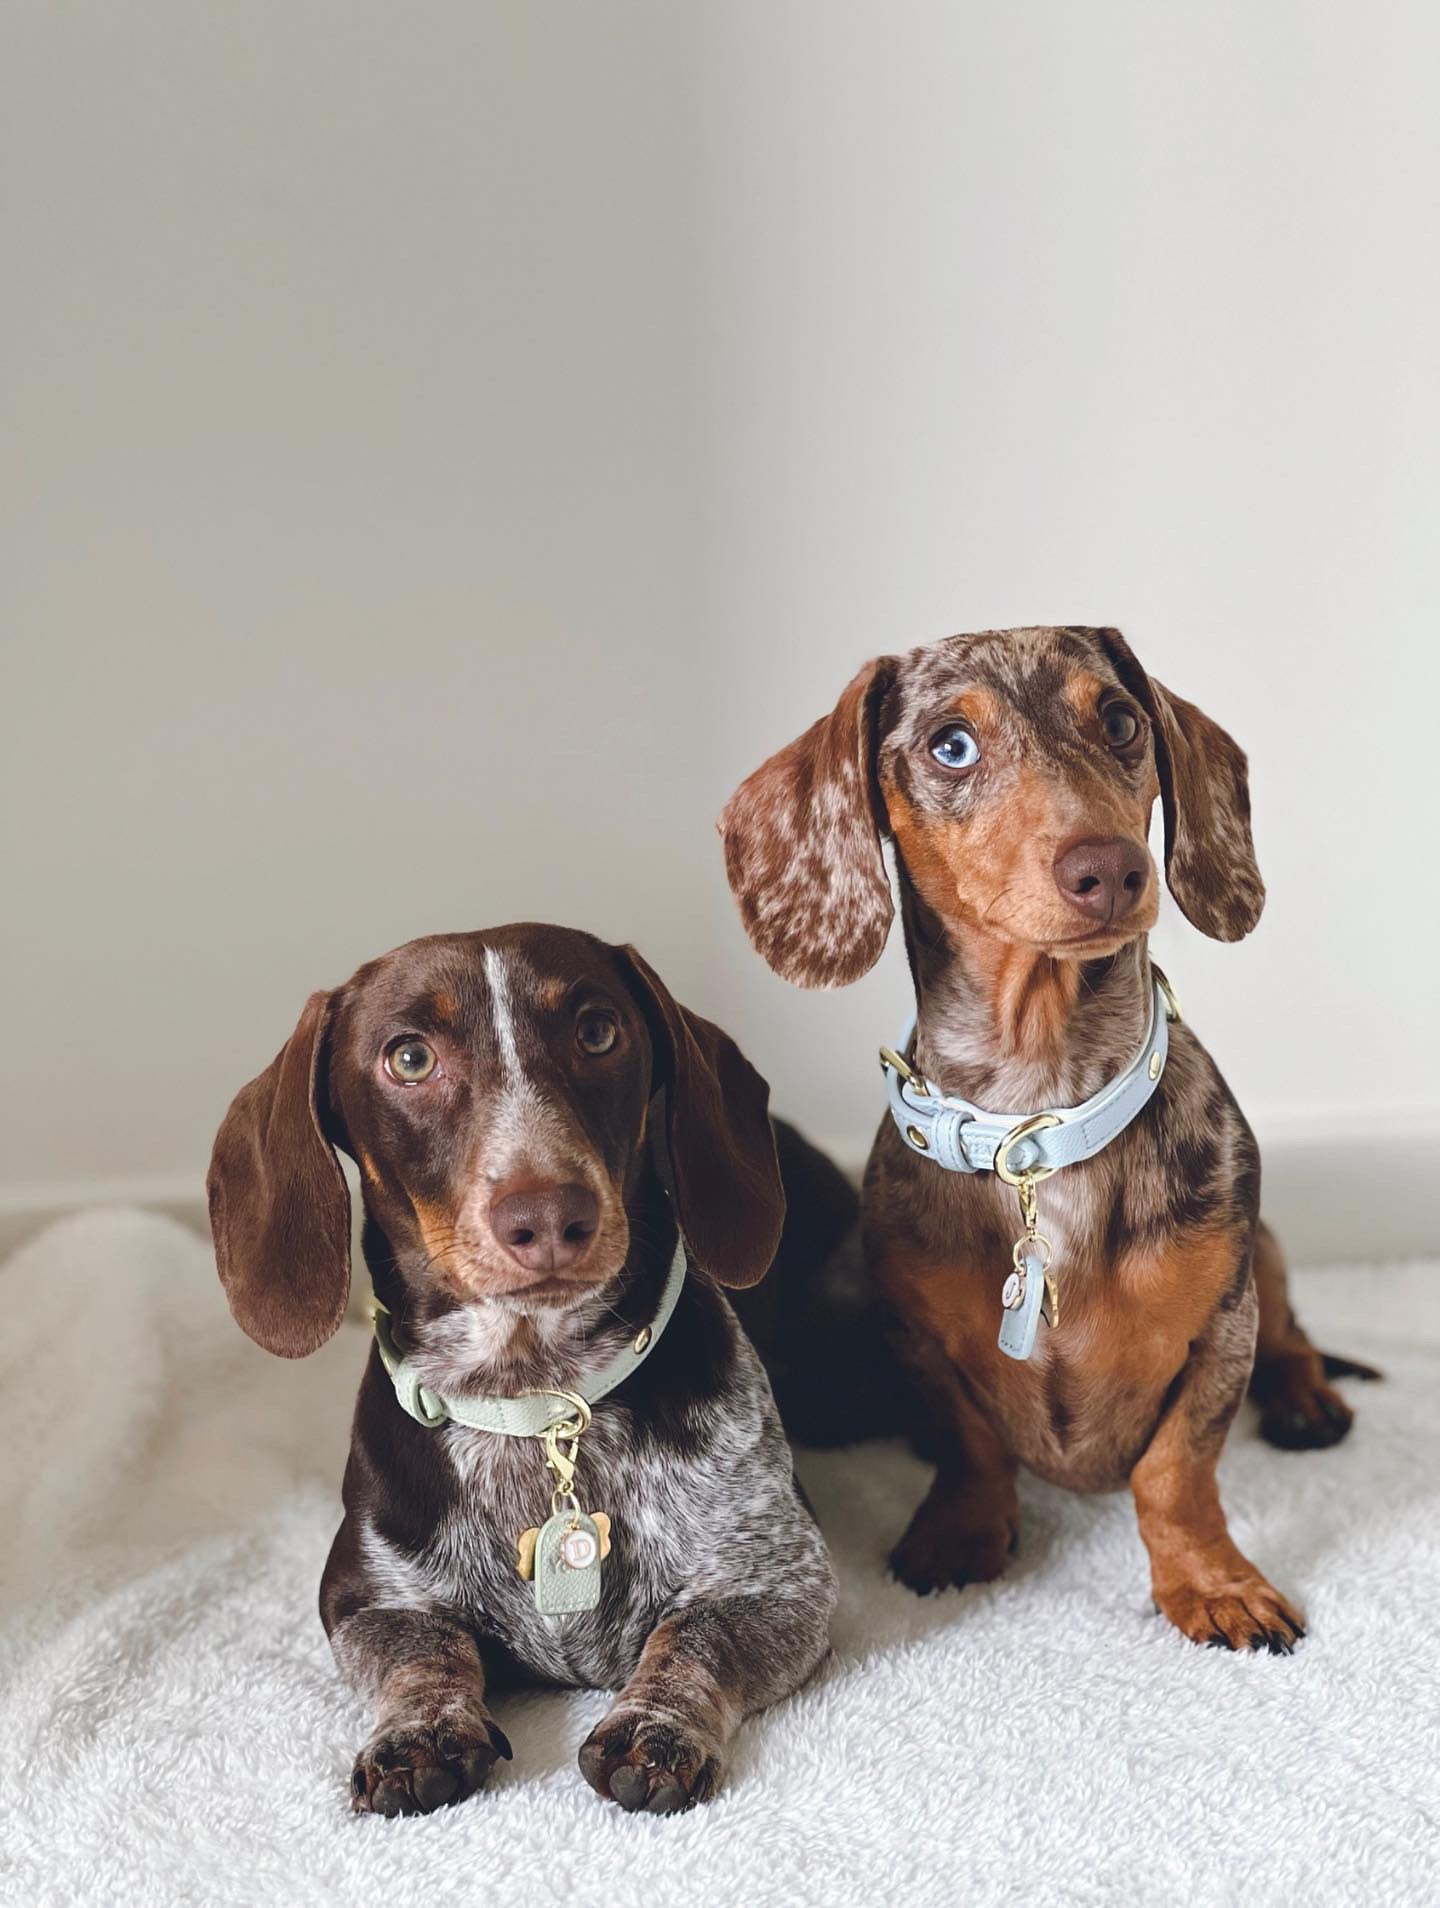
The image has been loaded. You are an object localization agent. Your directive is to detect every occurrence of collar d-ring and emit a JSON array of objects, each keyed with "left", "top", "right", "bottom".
[{"left": 994, "top": 1112, "right": 1063, "bottom": 1186}]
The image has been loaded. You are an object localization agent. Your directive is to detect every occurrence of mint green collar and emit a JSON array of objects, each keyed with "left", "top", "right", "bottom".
[{"left": 369, "top": 1235, "right": 688, "bottom": 1434}]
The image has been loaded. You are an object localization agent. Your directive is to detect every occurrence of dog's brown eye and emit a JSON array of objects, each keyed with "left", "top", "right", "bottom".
[
  {"left": 385, "top": 1037, "right": 438, "bottom": 1084},
  {"left": 576, "top": 1011, "right": 619, "bottom": 1056},
  {"left": 1101, "top": 702, "right": 1141, "bottom": 748}
]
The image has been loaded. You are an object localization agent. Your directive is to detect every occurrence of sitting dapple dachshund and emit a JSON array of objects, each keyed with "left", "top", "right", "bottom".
[
  {"left": 721, "top": 625, "right": 1376, "bottom": 1652},
  {"left": 208, "top": 925, "right": 844, "bottom": 1816}
]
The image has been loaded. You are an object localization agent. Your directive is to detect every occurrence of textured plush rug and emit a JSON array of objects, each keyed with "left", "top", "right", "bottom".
[{"left": 1, "top": 1210, "right": 1435, "bottom": 1908}]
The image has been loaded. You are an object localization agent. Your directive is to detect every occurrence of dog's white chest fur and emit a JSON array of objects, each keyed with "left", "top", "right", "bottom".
[{"left": 360, "top": 1316, "right": 831, "bottom": 1691}]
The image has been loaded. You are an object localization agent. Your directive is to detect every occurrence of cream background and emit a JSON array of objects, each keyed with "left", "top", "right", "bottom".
[{"left": 5, "top": 3, "right": 1437, "bottom": 1255}]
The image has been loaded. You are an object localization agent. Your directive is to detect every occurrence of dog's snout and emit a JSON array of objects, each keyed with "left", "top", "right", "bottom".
[
  {"left": 488, "top": 1181, "right": 600, "bottom": 1273},
  {"left": 1053, "top": 836, "right": 1150, "bottom": 924}
]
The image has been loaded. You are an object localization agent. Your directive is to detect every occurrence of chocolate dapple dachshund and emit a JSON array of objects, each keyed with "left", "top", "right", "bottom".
[
  {"left": 721, "top": 626, "right": 1376, "bottom": 1652},
  {"left": 208, "top": 925, "right": 851, "bottom": 1816}
]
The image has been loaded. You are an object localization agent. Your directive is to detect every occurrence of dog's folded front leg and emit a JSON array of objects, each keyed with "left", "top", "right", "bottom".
[
  {"left": 579, "top": 1594, "right": 830, "bottom": 1813},
  {"left": 1131, "top": 1278, "right": 1305, "bottom": 1654},
  {"left": 331, "top": 1607, "right": 512, "bottom": 1816},
  {"left": 887, "top": 1324, "right": 1020, "bottom": 1595}
]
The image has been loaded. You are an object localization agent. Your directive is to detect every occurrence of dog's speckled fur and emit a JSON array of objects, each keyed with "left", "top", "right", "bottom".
[
  {"left": 722, "top": 626, "right": 1377, "bottom": 1652},
  {"left": 208, "top": 926, "right": 838, "bottom": 1817}
]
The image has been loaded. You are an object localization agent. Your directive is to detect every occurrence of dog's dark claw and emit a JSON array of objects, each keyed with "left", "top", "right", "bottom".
[{"left": 486, "top": 1721, "right": 514, "bottom": 1761}]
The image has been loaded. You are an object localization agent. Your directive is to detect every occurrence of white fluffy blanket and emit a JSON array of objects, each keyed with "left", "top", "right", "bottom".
[{"left": 2, "top": 1211, "right": 1436, "bottom": 1907}]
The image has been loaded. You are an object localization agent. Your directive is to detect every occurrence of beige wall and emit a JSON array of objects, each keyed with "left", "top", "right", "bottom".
[
  {"left": 692, "top": 1, "right": 1440, "bottom": 1209},
  {"left": 5, "top": 3, "right": 1438, "bottom": 1255},
  {"left": 4, "top": 3, "right": 709, "bottom": 1195}
]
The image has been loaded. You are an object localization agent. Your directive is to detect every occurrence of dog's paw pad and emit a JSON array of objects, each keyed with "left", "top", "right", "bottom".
[
  {"left": 351, "top": 1714, "right": 510, "bottom": 1816},
  {"left": 578, "top": 1710, "right": 718, "bottom": 1814}
]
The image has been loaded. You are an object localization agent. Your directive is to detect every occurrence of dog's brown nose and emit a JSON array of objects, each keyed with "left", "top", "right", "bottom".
[
  {"left": 489, "top": 1182, "right": 599, "bottom": 1273},
  {"left": 1053, "top": 836, "right": 1150, "bottom": 924}
]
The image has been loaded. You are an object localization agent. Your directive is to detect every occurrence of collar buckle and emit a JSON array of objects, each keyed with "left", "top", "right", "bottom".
[{"left": 879, "top": 1044, "right": 929, "bottom": 1096}]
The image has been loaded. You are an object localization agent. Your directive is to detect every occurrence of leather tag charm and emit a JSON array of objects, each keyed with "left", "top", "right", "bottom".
[
  {"left": 518, "top": 1511, "right": 612, "bottom": 1616},
  {"left": 998, "top": 1248, "right": 1047, "bottom": 1362},
  {"left": 534, "top": 1509, "right": 607, "bottom": 1616},
  {"left": 516, "top": 1511, "right": 610, "bottom": 1582}
]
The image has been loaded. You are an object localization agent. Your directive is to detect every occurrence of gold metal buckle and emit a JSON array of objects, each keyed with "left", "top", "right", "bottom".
[
  {"left": 1151, "top": 962, "right": 1182, "bottom": 1023},
  {"left": 993, "top": 1112, "right": 1062, "bottom": 1186},
  {"left": 879, "top": 1045, "right": 929, "bottom": 1096}
]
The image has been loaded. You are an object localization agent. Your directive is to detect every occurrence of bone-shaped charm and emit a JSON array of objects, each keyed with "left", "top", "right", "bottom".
[{"left": 516, "top": 1527, "right": 539, "bottom": 1581}]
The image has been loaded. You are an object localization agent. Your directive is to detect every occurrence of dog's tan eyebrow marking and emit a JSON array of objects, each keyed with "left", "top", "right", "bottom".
[
  {"left": 1062, "top": 669, "right": 1107, "bottom": 716},
  {"left": 429, "top": 991, "right": 458, "bottom": 1022},
  {"left": 944, "top": 688, "right": 1000, "bottom": 728}
]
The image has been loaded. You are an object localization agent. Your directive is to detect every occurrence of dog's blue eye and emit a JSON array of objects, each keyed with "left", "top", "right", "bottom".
[{"left": 930, "top": 725, "right": 981, "bottom": 770}]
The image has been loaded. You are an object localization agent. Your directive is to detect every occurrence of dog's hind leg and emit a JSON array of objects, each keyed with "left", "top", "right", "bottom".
[{"left": 1248, "top": 1220, "right": 1380, "bottom": 1451}]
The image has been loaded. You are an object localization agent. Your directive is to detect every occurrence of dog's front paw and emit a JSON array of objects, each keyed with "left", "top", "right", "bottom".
[
  {"left": 1155, "top": 1575, "right": 1305, "bottom": 1655},
  {"left": 351, "top": 1712, "right": 512, "bottom": 1817},
  {"left": 578, "top": 1708, "right": 719, "bottom": 1815},
  {"left": 889, "top": 1506, "right": 1017, "bottom": 1596}
]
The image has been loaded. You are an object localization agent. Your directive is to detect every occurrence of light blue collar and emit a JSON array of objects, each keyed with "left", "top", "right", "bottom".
[
  {"left": 369, "top": 1234, "right": 688, "bottom": 1433},
  {"left": 880, "top": 968, "right": 1180, "bottom": 1182}
]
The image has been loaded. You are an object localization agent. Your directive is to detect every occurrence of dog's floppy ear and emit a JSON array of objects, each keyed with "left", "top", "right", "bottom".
[
  {"left": 719, "top": 657, "right": 897, "bottom": 988},
  {"left": 615, "top": 946, "right": 785, "bottom": 1289},
  {"left": 1095, "top": 629, "right": 1265, "bottom": 941},
  {"left": 206, "top": 989, "right": 351, "bottom": 1357}
]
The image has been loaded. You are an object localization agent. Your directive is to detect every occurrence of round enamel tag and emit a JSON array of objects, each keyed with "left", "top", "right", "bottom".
[
  {"left": 559, "top": 1526, "right": 598, "bottom": 1571},
  {"left": 1001, "top": 1269, "right": 1024, "bottom": 1311}
]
